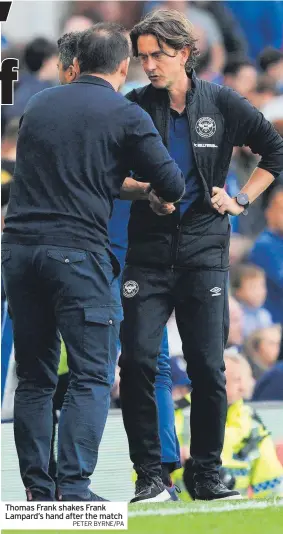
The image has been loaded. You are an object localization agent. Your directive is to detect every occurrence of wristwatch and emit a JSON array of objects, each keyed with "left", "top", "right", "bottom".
[{"left": 234, "top": 192, "right": 250, "bottom": 216}]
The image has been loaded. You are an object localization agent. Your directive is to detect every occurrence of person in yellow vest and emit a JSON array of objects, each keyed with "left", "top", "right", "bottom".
[
  {"left": 171, "top": 351, "right": 283, "bottom": 499},
  {"left": 48, "top": 340, "right": 69, "bottom": 494}
]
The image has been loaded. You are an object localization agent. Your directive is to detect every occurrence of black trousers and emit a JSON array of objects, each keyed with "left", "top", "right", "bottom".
[{"left": 119, "top": 265, "right": 229, "bottom": 479}]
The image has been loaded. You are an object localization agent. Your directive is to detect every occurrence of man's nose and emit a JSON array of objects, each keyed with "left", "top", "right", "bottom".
[{"left": 146, "top": 57, "right": 157, "bottom": 71}]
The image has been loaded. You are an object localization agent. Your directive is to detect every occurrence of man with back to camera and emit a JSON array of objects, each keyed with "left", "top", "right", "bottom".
[
  {"left": 1, "top": 23, "right": 185, "bottom": 503},
  {"left": 118, "top": 9, "right": 283, "bottom": 503},
  {"left": 56, "top": 30, "right": 182, "bottom": 501}
]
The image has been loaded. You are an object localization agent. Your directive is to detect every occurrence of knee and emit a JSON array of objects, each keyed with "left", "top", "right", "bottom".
[
  {"left": 16, "top": 367, "right": 58, "bottom": 392},
  {"left": 119, "top": 350, "right": 157, "bottom": 381},
  {"left": 189, "top": 361, "right": 226, "bottom": 390}
]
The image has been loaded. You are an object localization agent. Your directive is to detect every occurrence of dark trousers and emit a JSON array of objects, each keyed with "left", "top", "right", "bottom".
[
  {"left": 1, "top": 244, "right": 122, "bottom": 499},
  {"left": 119, "top": 265, "right": 229, "bottom": 479}
]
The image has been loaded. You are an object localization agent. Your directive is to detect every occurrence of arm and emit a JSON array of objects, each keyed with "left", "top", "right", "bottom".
[
  {"left": 212, "top": 89, "right": 283, "bottom": 215},
  {"left": 124, "top": 103, "right": 185, "bottom": 203},
  {"left": 120, "top": 177, "right": 150, "bottom": 200}
]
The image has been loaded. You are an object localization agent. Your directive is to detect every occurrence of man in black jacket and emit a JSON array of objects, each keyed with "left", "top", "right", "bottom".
[
  {"left": 1, "top": 23, "right": 185, "bottom": 502},
  {"left": 119, "top": 9, "right": 283, "bottom": 503}
]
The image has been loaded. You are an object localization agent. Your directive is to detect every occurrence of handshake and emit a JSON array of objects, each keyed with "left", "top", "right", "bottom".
[{"left": 148, "top": 189, "right": 176, "bottom": 216}]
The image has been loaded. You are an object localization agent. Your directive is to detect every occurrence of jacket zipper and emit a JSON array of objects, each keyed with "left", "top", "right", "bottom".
[{"left": 170, "top": 222, "right": 181, "bottom": 270}]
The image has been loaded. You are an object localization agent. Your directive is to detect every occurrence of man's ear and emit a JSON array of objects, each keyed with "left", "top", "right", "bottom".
[
  {"left": 181, "top": 46, "right": 190, "bottom": 67},
  {"left": 73, "top": 57, "right": 80, "bottom": 77},
  {"left": 69, "top": 65, "right": 78, "bottom": 82}
]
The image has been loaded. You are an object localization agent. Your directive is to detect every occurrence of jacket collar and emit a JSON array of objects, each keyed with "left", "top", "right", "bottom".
[{"left": 73, "top": 74, "right": 115, "bottom": 91}]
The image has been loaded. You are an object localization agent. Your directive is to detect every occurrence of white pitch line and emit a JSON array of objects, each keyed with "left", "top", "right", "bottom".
[{"left": 128, "top": 499, "right": 283, "bottom": 518}]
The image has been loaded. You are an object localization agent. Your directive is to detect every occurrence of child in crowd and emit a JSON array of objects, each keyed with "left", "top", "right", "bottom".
[{"left": 231, "top": 264, "right": 273, "bottom": 338}]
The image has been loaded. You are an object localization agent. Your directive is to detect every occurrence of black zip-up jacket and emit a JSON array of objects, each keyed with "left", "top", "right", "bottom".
[{"left": 125, "top": 71, "right": 283, "bottom": 271}]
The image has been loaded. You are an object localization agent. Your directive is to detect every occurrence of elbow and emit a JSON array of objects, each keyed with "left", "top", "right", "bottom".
[{"left": 163, "top": 184, "right": 185, "bottom": 203}]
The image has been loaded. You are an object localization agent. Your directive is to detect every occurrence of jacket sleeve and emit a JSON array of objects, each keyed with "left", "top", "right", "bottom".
[
  {"left": 124, "top": 102, "right": 185, "bottom": 203},
  {"left": 220, "top": 87, "right": 283, "bottom": 178}
]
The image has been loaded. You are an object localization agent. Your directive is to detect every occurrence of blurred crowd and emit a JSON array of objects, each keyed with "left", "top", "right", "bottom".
[{"left": 1, "top": 0, "right": 283, "bottom": 498}]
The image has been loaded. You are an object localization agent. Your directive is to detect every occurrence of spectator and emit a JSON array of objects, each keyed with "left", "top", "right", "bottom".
[
  {"left": 62, "top": 15, "right": 95, "bottom": 33},
  {"left": 221, "top": 350, "right": 283, "bottom": 498},
  {"left": 176, "top": 351, "right": 283, "bottom": 499},
  {"left": 3, "top": 37, "right": 58, "bottom": 125},
  {"left": 227, "top": 296, "right": 244, "bottom": 349},
  {"left": 248, "top": 76, "right": 278, "bottom": 111},
  {"left": 1, "top": 119, "right": 19, "bottom": 209},
  {"left": 223, "top": 58, "right": 257, "bottom": 98},
  {"left": 261, "top": 95, "right": 283, "bottom": 127},
  {"left": 237, "top": 353, "right": 256, "bottom": 401},
  {"left": 252, "top": 361, "right": 283, "bottom": 402},
  {"left": 231, "top": 264, "right": 273, "bottom": 338},
  {"left": 200, "top": 1, "right": 248, "bottom": 61},
  {"left": 170, "top": 356, "right": 191, "bottom": 400},
  {"left": 225, "top": 1, "right": 283, "bottom": 61},
  {"left": 244, "top": 325, "right": 282, "bottom": 381},
  {"left": 249, "top": 187, "right": 283, "bottom": 323},
  {"left": 258, "top": 47, "right": 283, "bottom": 94}
]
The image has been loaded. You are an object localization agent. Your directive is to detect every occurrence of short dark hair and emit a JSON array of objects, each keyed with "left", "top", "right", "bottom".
[
  {"left": 57, "top": 32, "right": 80, "bottom": 70},
  {"left": 256, "top": 75, "right": 277, "bottom": 95},
  {"left": 223, "top": 58, "right": 254, "bottom": 77},
  {"left": 76, "top": 22, "right": 130, "bottom": 75},
  {"left": 258, "top": 47, "right": 283, "bottom": 72},
  {"left": 230, "top": 264, "right": 265, "bottom": 290},
  {"left": 23, "top": 37, "right": 57, "bottom": 73},
  {"left": 130, "top": 9, "right": 199, "bottom": 73}
]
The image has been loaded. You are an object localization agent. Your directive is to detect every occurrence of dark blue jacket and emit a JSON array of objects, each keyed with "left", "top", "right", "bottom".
[
  {"left": 3, "top": 75, "right": 184, "bottom": 254},
  {"left": 252, "top": 362, "right": 283, "bottom": 401}
]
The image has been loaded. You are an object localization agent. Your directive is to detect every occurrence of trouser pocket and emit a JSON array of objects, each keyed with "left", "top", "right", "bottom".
[{"left": 83, "top": 305, "right": 123, "bottom": 385}]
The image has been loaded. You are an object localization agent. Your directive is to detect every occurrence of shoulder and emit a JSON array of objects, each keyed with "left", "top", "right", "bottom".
[{"left": 23, "top": 85, "right": 66, "bottom": 112}]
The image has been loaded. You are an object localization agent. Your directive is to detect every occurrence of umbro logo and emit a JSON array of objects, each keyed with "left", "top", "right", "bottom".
[{"left": 210, "top": 287, "right": 222, "bottom": 296}]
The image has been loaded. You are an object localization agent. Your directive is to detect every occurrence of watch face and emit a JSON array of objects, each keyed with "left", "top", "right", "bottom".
[{"left": 237, "top": 193, "right": 249, "bottom": 206}]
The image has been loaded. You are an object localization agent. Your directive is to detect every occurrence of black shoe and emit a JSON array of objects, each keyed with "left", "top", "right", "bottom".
[
  {"left": 59, "top": 490, "right": 109, "bottom": 501},
  {"left": 130, "top": 476, "right": 171, "bottom": 503},
  {"left": 183, "top": 458, "right": 195, "bottom": 499},
  {"left": 194, "top": 476, "right": 242, "bottom": 501}
]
